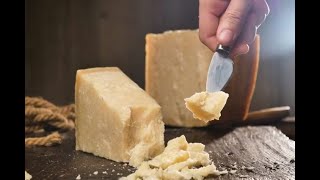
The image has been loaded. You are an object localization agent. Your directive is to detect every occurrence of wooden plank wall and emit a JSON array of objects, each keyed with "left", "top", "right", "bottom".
[{"left": 25, "top": 0, "right": 295, "bottom": 115}]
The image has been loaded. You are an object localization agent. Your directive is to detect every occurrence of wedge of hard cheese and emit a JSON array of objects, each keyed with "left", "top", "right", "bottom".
[
  {"left": 145, "top": 29, "right": 260, "bottom": 127},
  {"left": 75, "top": 67, "right": 165, "bottom": 167},
  {"left": 184, "top": 91, "right": 229, "bottom": 122},
  {"left": 145, "top": 30, "right": 212, "bottom": 127}
]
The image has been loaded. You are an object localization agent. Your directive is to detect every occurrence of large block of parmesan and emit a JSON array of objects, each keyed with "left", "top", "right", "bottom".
[
  {"left": 145, "top": 30, "right": 259, "bottom": 127},
  {"left": 75, "top": 67, "right": 165, "bottom": 167}
]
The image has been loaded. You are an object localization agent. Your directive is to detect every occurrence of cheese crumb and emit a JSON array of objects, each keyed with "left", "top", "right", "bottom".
[
  {"left": 75, "top": 174, "right": 81, "bottom": 180},
  {"left": 239, "top": 174, "right": 249, "bottom": 178},
  {"left": 218, "top": 170, "right": 228, "bottom": 175},
  {"left": 25, "top": 171, "right": 32, "bottom": 180},
  {"left": 102, "top": 171, "right": 107, "bottom": 174},
  {"left": 229, "top": 170, "right": 237, "bottom": 174},
  {"left": 245, "top": 166, "right": 255, "bottom": 172},
  {"left": 93, "top": 171, "right": 98, "bottom": 175}
]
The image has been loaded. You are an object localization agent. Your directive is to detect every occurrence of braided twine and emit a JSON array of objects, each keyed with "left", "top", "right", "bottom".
[{"left": 25, "top": 96, "right": 75, "bottom": 147}]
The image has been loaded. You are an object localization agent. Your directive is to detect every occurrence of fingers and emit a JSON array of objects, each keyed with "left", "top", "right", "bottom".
[
  {"left": 228, "top": 0, "right": 268, "bottom": 57},
  {"left": 217, "top": 0, "right": 253, "bottom": 46},
  {"left": 198, "top": 0, "right": 269, "bottom": 56},
  {"left": 253, "top": 0, "right": 270, "bottom": 27},
  {"left": 230, "top": 43, "right": 249, "bottom": 58},
  {"left": 229, "top": 12, "right": 257, "bottom": 57},
  {"left": 199, "top": 0, "right": 230, "bottom": 51},
  {"left": 240, "top": 12, "right": 258, "bottom": 44}
]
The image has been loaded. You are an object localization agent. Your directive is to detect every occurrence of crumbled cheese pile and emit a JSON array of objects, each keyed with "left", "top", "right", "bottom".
[{"left": 120, "top": 135, "right": 221, "bottom": 180}]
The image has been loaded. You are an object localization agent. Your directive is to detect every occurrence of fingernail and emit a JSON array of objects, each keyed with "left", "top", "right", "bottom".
[
  {"left": 236, "top": 44, "right": 250, "bottom": 57},
  {"left": 232, "top": 44, "right": 249, "bottom": 58},
  {"left": 219, "top": 29, "right": 234, "bottom": 44}
]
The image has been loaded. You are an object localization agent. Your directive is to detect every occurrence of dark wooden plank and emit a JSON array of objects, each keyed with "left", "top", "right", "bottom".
[{"left": 25, "top": 126, "right": 295, "bottom": 179}]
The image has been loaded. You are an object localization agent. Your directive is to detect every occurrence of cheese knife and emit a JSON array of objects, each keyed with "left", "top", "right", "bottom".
[{"left": 206, "top": 45, "right": 233, "bottom": 92}]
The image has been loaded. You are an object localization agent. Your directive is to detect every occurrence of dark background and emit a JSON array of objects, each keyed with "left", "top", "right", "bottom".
[{"left": 25, "top": 0, "right": 295, "bottom": 116}]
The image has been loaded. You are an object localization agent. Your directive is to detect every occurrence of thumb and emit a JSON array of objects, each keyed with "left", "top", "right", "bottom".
[{"left": 217, "top": 0, "right": 253, "bottom": 46}]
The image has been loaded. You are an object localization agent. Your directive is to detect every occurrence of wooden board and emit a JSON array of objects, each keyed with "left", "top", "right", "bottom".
[{"left": 25, "top": 126, "right": 295, "bottom": 179}]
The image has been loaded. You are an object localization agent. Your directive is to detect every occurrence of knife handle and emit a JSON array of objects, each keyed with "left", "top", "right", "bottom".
[{"left": 216, "top": 44, "right": 231, "bottom": 57}]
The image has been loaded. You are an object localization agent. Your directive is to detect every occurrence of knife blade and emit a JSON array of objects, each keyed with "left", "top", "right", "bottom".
[{"left": 206, "top": 45, "right": 233, "bottom": 92}]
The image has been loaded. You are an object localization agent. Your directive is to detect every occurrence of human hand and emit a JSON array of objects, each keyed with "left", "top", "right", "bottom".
[{"left": 199, "top": 0, "right": 269, "bottom": 57}]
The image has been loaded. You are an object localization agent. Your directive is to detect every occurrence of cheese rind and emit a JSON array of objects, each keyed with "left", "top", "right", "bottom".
[
  {"left": 75, "top": 67, "right": 165, "bottom": 167},
  {"left": 120, "top": 135, "right": 220, "bottom": 180},
  {"left": 184, "top": 91, "right": 229, "bottom": 122}
]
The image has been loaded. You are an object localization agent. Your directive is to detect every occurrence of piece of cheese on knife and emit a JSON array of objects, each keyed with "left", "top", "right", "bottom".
[
  {"left": 75, "top": 67, "right": 165, "bottom": 167},
  {"left": 184, "top": 91, "right": 229, "bottom": 122}
]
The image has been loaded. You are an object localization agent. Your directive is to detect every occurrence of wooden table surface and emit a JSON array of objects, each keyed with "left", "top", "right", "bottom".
[{"left": 25, "top": 125, "right": 295, "bottom": 180}]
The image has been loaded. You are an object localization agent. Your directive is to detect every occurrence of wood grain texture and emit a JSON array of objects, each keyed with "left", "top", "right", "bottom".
[{"left": 25, "top": 126, "right": 295, "bottom": 179}]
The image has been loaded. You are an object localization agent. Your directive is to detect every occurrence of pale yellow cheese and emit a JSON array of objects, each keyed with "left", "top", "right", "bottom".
[
  {"left": 120, "top": 135, "right": 220, "bottom": 180},
  {"left": 184, "top": 91, "right": 229, "bottom": 122},
  {"left": 25, "top": 171, "right": 32, "bottom": 180},
  {"left": 179, "top": 163, "right": 218, "bottom": 180},
  {"left": 145, "top": 30, "right": 212, "bottom": 127},
  {"left": 145, "top": 29, "right": 260, "bottom": 127},
  {"left": 75, "top": 67, "right": 165, "bottom": 167},
  {"left": 148, "top": 135, "right": 189, "bottom": 169}
]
